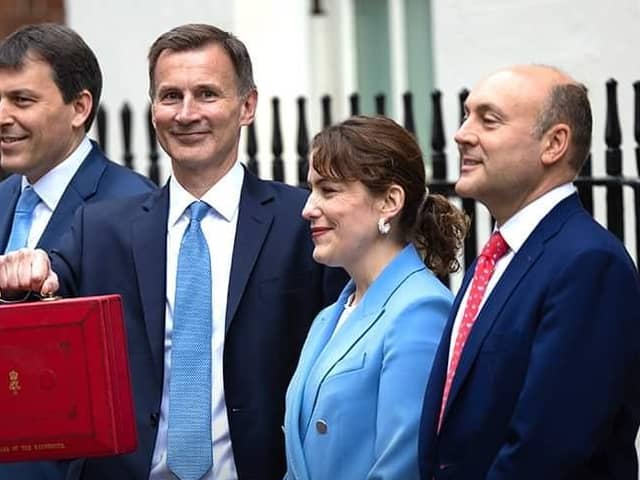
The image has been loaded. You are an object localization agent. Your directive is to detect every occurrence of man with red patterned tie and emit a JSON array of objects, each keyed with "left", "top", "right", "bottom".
[{"left": 418, "top": 64, "right": 640, "bottom": 480}]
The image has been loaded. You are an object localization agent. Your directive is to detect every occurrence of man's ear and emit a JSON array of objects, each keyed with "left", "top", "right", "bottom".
[
  {"left": 379, "top": 184, "right": 405, "bottom": 222},
  {"left": 239, "top": 88, "right": 258, "bottom": 127},
  {"left": 541, "top": 123, "right": 570, "bottom": 166},
  {"left": 70, "top": 90, "right": 93, "bottom": 130}
]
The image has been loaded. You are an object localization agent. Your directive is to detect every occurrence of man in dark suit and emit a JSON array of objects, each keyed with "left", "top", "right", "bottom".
[
  {"left": 0, "top": 24, "right": 345, "bottom": 480},
  {"left": 0, "top": 23, "right": 155, "bottom": 254},
  {"left": 0, "top": 23, "right": 154, "bottom": 480},
  {"left": 418, "top": 65, "right": 640, "bottom": 479}
]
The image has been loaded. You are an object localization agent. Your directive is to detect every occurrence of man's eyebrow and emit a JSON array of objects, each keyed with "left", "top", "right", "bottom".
[
  {"left": 472, "top": 102, "right": 506, "bottom": 117},
  {"left": 3, "top": 88, "right": 39, "bottom": 97}
]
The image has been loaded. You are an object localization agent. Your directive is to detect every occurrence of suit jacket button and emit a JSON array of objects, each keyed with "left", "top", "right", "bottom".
[
  {"left": 316, "top": 419, "right": 328, "bottom": 434},
  {"left": 150, "top": 412, "right": 159, "bottom": 427}
]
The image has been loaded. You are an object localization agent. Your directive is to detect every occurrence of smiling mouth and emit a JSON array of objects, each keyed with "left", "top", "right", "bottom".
[
  {"left": 173, "top": 131, "right": 209, "bottom": 136},
  {"left": 460, "top": 156, "right": 482, "bottom": 171},
  {"left": 310, "top": 227, "right": 331, "bottom": 238},
  {"left": 0, "top": 135, "right": 28, "bottom": 144}
]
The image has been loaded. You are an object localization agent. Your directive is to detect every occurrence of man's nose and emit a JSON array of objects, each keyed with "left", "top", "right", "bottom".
[
  {"left": 454, "top": 119, "right": 477, "bottom": 146},
  {"left": 0, "top": 99, "right": 15, "bottom": 126},
  {"left": 175, "top": 96, "right": 200, "bottom": 124}
]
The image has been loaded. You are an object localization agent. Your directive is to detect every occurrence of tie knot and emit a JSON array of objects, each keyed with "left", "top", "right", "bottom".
[
  {"left": 16, "top": 186, "right": 40, "bottom": 214},
  {"left": 481, "top": 231, "right": 509, "bottom": 261},
  {"left": 188, "top": 201, "right": 210, "bottom": 223}
]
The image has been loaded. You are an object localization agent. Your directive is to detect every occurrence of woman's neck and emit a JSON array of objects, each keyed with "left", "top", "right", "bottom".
[{"left": 348, "top": 241, "right": 404, "bottom": 306}]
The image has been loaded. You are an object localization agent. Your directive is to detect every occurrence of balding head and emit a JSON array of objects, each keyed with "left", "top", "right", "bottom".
[{"left": 498, "top": 65, "right": 592, "bottom": 172}]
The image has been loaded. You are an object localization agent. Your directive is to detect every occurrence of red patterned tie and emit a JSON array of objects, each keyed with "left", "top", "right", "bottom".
[{"left": 438, "top": 231, "right": 509, "bottom": 431}]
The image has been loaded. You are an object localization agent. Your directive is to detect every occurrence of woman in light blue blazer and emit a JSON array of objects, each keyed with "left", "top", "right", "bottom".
[{"left": 284, "top": 115, "right": 469, "bottom": 480}]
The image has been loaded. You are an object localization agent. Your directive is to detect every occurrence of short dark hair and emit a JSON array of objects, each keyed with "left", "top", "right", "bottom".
[
  {"left": 0, "top": 23, "right": 102, "bottom": 132},
  {"left": 148, "top": 23, "right": 255, "bottom": 98},
  {"left": 311, "top": 115, "right": 469, "bottom": 276},
  {"left": 534, "top": 83, "right": 592, "bottom": 171}
]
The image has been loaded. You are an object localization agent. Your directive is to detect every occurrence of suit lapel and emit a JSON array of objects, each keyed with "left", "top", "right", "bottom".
[
  {"left": 131, "top": 185, "right": 169, "bottom": 381},
  {"left": 441, "top": 194, "right": 583, "bottom": 421},
  {"left": 0, "top": 176, "right": 20, "bottom": 253},
  {"left": 38, "top": 144, "right": 107, "bottom": 249},
  {"left": 226, "top": 170, "right": 274, "bottom": 331}
]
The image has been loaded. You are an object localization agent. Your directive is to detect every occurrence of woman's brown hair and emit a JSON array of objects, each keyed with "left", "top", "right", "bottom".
[{"left": 311, "top": 115, "right": 469, "bottom": 277}]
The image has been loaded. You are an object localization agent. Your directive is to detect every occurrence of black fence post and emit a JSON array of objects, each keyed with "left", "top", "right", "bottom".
[
  {"left": 96, "top": 104, "right": 107, "bottom": 154},
  {"left": 246, "top": 122, "right": 259, "bottom": 177},
  {"left": 375, "top": 93, "right": 386, "bottom": 116},
  {"left": 297, "top": 97, "right": 310, "bottom": 188},
  {"left": 311, "top": 0, "right": 325, "bottom": 15},
  {"left": 271, "top": 97, "right": 284, "bottom": 182},
  {"left": 430, "top": 90, "right": 447, "bottom": 182},
  {"left": 633, "top": 81, "right": 640, "bottom": 263},
  {"left": 121, "top": 103, "right": 133, "bottom": 170},
  {"left": 146, "top": 104, "right": 160, "bottom": 185},
  {"left": 429, "top": 89, "right": 450, "bottom": 285},
  {"left": 403, "top": 92, "right": 415, "bottom": 135},
  {"left": 605, "top": 79, "right": 624, "bottom": 241},
  {"left": 577, "top": 153, "right": 594, "bottom": 215},
  {"left": 349, "top": 93, "right": 360, "bottom": 116},
  {"left": 634, "top": 81, "right": 640, "bottom": 178},
  {"left": 457, "top": 88, "right": 477, "bottom": 269},
  {"left": 321, "top": 94, "right": 332, "bottom": 128}
]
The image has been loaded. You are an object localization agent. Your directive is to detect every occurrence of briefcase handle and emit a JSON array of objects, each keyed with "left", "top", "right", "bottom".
[{"left": 0, "top": 291, "right": 60, "bottom": 305}]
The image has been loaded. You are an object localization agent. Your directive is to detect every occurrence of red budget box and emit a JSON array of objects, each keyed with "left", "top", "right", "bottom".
[{"left": 0, "top": 295, "right": 137, "bottom": 462}]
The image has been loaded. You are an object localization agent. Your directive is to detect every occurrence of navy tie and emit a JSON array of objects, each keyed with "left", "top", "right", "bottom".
[
  {"left": 4, "top": 186, "right": 41, "bottom": 253},
  {"left": 167, "top": 201, "right": 213, "bottom": 480}
]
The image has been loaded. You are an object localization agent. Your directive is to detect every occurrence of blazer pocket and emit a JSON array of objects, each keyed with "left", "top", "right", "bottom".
[{"left": 326, "top": 352, "right": 367, "bottom": 380}]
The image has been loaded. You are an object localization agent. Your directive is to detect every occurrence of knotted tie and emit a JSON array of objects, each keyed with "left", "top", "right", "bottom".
[
  {"left": 167, "top": 201, "right": 213, "bottom": 480},
  {"left": 4, "top": 186, "right": 40, "bottom": 253},
  {"left": 438, "top": 231, "right": 509, "bottom": 430}
]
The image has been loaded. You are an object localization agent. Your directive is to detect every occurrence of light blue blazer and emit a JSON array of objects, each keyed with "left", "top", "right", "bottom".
[{"left": 284, "top": 244, "right": 452, "bottom": 480}]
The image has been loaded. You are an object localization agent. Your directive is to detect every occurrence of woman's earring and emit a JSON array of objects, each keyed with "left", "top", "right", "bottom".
[{"left": 377, "top": 218, "right": 391, "bottom": 235}]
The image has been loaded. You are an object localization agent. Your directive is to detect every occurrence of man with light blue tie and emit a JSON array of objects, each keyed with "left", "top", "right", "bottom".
[
  {"left": 0, "top": 22, "right": 154, "bottom": 480},
  {"left": 0, "top": 23, "right": 155, "bottom": 257},
  {"left": 0, "top": 23, "right": 346, "bottom": 480}
]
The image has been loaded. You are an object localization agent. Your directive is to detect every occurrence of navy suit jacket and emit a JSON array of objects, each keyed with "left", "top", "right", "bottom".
[
  {"left": 0, "top": 141, "right": 155, "bottom": 253},
  {"left": 419, "top": 194, "right": 640, "bottom": 480},
  {"left": 0, "top": 142, "right": 154, "bottom": 480},
  {"left": 48, "top": 169, "right": 346, "bottom": 479}
]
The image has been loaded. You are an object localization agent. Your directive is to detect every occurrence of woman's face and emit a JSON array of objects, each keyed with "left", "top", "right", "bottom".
[{"left": 302, "top": 159, "right": 382, "bottom": 272}]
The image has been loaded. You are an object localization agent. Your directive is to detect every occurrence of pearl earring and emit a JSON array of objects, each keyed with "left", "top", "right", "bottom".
[{"left": 377, "top": 218, "right": 391, "bottom": 235}]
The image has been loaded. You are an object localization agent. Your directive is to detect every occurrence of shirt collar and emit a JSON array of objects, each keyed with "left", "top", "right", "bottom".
[
  {"left": 499, "top": 183, "right": 576, "bottom": 253},
  {"left": 168, "top": 162, "right": 244, "bottom": 226},
  {"left": 22, "top": 136, "right": 92, "bottom": 211}
]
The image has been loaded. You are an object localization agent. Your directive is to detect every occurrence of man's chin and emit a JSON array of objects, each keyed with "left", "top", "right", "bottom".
[
  {"left": 454, "top": 178, "right": 474, "bottom": 199},
  {"left": 0, "top": 156, "right": 29, "bottom": 175}
]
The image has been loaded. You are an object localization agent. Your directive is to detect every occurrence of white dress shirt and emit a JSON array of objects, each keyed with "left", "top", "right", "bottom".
[
  {"left": 150, "top": 162, "right": 244, "bottom": 480},
  {"left": 448, "top": 183, "right": 577, "bottom": 365},
  {"left": 21, "top": 136, "right": 92, "bottom": 247}
]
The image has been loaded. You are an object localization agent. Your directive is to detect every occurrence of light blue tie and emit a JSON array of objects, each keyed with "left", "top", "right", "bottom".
[
  {"left": 4, "top": 186, "right": 40, "bottom": 253},
  {"left": 167, "top": 201, "right": 213, "bottom": 480}
]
